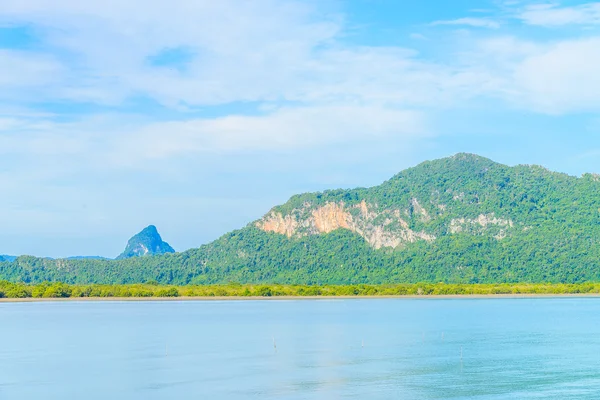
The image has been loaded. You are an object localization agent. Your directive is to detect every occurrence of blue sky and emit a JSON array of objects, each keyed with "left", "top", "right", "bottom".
[{"left": 1, "top": 0, "right": 600, "bottom": 257}]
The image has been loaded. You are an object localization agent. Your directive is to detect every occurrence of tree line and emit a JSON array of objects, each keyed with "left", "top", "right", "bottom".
[{"left": 2, "top": 281, "right": 600, "bottom": 299}]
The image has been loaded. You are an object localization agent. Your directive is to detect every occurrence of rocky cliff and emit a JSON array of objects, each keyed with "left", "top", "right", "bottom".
[
  {"left": 116, "top": 225, "right": 175, "bottom": 259},
  {"left": 257, "top": 200, "right": 437, "bottom": 249}
]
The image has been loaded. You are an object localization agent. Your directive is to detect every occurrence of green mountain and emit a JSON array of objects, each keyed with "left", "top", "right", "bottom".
[
  {"left": 116, "top": 225, "right": 175, "bottom": 259},
  {"left": 0, "top": 255, "right": 16, "bottom": 262},
  {"left": 2, "top": 153, "right": 600, "bottom": 285}
]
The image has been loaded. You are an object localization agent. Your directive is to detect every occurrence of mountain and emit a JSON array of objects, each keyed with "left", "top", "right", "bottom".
[
  {"left": 1, "top": 255, "right": 108, "bottom": 262},
  {"left": 116, "top": 225, "right": 175, "bottom": 259},
  {"left": 2, "top": 153, "right": 600, "bottom": 285}
]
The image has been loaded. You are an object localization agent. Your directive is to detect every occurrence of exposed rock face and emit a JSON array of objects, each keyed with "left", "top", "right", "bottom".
[
  {"left": 117, "top": 225, "right": 175, "bottom": 259},
  {"left": 260, "top": 214, "right": 298, "bottom": 237},
  {"left": 311, "top": 202, "right": 352, "bottom": 233},
  {"left": 257, "top": 200, "right": 435, "bottom": 249},
  {"left": 257, "top": 196, "right": 517, "bottom": 249},
  {"left": 410, "top": 198, "right": 431, "bottom": 222},
  {"left": 449, "top": 214, "right": 514, "bottom": 237}
]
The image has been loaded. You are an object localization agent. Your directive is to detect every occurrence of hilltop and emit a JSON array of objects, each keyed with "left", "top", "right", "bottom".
[{"left": 117, "top": 225, "right": 175, "bottom": 259}]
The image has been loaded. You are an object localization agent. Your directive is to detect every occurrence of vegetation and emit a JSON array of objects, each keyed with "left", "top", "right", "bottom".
[
  {"left": 2, "top": 153, "right": 600, "bottom": 285},
  {"left": 117, "top": 225, "right": 175, "bottom": 259},
  {"left": 2, "top": 281, "right": 600, "bottom": 299}
]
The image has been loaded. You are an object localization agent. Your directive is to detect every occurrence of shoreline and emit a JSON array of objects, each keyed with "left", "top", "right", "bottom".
[{"left": 3, "top": 293, "right": 600, "bottom": 302}]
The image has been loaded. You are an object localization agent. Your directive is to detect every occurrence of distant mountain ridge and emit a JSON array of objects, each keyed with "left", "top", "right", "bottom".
[
  {"left": 2, "top": 255, "right": 108, "bottom": 262},
  {"left": 2, "top": 153, "right": 600, "bottom": 285},
  {"left": 0, "top": 226, "right": 173, "bottom": 263},
  {"left": 117, "top": 225, "right": 175, "bottom": 259}
]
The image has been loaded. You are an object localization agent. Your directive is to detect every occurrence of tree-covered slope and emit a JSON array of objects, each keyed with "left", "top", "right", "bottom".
[{"left": 2, "top": 153, "right": 600, "bottom": 284}]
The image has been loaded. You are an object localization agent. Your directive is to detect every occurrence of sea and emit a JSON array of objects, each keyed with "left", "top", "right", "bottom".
[{"left": 1, "top": 298, "right": 600, "bottom": 399}]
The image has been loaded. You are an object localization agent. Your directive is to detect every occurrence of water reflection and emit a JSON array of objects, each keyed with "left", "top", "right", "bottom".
[{"left": 1, "top": 298, "right": 600, "bottom": 399}]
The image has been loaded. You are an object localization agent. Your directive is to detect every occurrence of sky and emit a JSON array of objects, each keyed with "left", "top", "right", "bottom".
[{"left": 1, "top": 0, "right": 600, "bottom": 258}]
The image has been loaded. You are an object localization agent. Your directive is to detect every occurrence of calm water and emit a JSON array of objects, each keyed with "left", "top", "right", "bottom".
[{"left": 1, "top": 298, "right": 600, "bottom": 399}]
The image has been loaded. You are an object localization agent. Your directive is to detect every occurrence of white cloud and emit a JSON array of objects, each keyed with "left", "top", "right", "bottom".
[
  {"left": 0, "top": 50, "right": 63, "bottom": 87},
  {"left": 431, "top": 17, "right": 501, "bottom": 29},
  {"left": 518, "top": 2, "right": 600, "bottom": 26},
  {"left": 0, "top": 0, "right": 342, "bottom": 107},
  {"left": 447, "top": 34, "right": 600, "bottom": 114},
  {"left": 0, "top": 105, "right": 427, "bottom": 168},
  {"left": 0, "top": 0, "right": 500, "bottom": 111},
  {"left": 511, "top": 37, "right": 600, "bottom": 113},
  {"left": 0, "top": 50, "right": 66, "bottom": 106},
  {"left": 113, "top": 106, "right": 427, "bottom": 161},
  {"left": 410, "top": 33, "right": 428, "bottom": 40},
  {"left": 1, "top": 0, "right": 599, "bottom": 142}
]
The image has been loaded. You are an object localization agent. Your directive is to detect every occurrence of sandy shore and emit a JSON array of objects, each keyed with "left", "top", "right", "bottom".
[{"left": 2, "top": 294, "right": 600, "bottom": 302}]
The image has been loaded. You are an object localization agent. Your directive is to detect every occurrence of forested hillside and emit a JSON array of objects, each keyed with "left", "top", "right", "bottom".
[{"left": 2, "top": 153, "right": 600, "bottom": 285}]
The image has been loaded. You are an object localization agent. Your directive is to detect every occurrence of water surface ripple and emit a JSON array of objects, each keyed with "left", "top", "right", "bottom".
[{"left": 1, "top": 298, "right": 599, "bottom": 399}]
